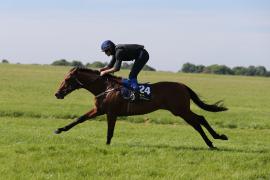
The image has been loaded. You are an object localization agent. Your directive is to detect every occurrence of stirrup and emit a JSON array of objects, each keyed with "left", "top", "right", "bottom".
[
  {"left": 121, "top": 89, "right": 136, "bottom": 102},
  {"left": 129, "top": 91, "right": 136, "bottom": 101}
]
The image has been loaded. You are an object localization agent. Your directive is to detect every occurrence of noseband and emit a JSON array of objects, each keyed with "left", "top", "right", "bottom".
[{"left": 74, "top": 77, "right": 84, "bottom": 87}]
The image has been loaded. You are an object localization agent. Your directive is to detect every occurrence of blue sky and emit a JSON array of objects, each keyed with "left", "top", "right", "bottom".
[{"left": 1, "top": 0, "right": 270, "bottom": 71}]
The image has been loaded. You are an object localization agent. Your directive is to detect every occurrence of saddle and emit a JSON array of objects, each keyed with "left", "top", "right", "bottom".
[{"left": 120, "top": 83, "right": 152, "bottom": 102}]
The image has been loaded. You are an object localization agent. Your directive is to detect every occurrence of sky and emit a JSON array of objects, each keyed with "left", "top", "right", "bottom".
[{"left": 1, "top": 0, "right": 270, "bottom": 71}]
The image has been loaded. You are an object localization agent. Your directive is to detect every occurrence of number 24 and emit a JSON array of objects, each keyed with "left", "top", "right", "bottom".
[{"left": 139, "top": 85, "right": 151, "bottom": 95}]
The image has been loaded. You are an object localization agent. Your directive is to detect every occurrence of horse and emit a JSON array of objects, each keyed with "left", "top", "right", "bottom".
[{"left": 54, "top": 67, "right": 228, "bottom": 149}]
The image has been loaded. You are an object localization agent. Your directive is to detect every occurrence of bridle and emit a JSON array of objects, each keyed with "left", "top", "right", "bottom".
[{"left": 74, "top": 77, "right": 84, "bottom": 87}]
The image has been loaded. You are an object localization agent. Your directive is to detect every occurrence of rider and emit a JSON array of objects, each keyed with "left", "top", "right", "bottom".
[{"left": 99, "top": 40, "right": 149, "bottom": 92}]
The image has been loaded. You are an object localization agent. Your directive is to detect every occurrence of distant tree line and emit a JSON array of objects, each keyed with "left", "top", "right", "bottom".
[
  {"left": 180, "top": 63, "right": 270, "bottom": 77},
  {"left": 51, "top": 59, "right": 84, "bottom": 67},
  {"left": 51, "top": 59, "right": 156, "bottom": 71},
  {"left": 121, "top": 62, "right": 156, "bottom": 71},
  {"left": 1, "top": 59, "right": 9, "bottom": 64}
]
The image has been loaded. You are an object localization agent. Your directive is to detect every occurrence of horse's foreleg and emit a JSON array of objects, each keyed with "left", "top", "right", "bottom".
[
  {"left": 54, "top": 108, "right": 101, "bottom": 134},
  {"left": 106, "top": 114, "right": 117, "bottom": 145}
]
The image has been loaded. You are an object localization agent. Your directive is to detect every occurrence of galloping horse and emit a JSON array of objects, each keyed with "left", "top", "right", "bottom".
[{"left": 55, "top": 67, "right": 228, "bottom": 149}]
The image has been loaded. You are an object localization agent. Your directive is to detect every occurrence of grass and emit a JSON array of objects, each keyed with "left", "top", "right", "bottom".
[
  {"left": 0, "top": 64, "right": 270, "bottom": 179},
  {"left": 0, "top": 117, "right": 269, "bottom": 180}
]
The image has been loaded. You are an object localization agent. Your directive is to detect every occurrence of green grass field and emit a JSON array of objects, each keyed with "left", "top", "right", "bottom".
[{"left": 0, "top": 64, "right": 270, "bottom": 179}]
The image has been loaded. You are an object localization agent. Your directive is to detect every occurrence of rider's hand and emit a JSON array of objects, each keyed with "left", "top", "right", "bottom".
[
  {"left": 99, "top": 68, "right": 104, "bottom": 72},
  {"left": 100, "top": 71, "right": 106, "bottom": 76},
  {"left": 99, "top": 67, "right": 109, "bottom": 72}
]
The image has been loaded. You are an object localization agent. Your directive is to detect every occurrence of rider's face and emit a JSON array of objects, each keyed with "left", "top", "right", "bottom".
[{"left": 104, "top": 49, "right": 112, "bottom": 56}]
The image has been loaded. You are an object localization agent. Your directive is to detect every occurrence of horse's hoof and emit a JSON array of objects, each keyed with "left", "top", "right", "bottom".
[
  {"left": 54, "top": 129, "right": 61, "bottom": 134},
  {"left": 220, "top": 134, "right": 228, "bottom": 140},
  {"left": 209, "top": 146, "right": 218, "bottom": 150},
  {"left": 106, "top": 141, "right": 111, "bottom": 145}
]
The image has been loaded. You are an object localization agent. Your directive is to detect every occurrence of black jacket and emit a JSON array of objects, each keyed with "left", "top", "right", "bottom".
[{"left": 107, "top": 44, "right": 144, "bottom": 70}]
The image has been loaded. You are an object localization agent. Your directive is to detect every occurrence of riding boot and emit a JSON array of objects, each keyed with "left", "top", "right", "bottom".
[
  {"left": 130, "top": 78, "right": 139, "bottom": 91},
  {"left": 121, "top": 78, "right": 130, "bottom": 88}
]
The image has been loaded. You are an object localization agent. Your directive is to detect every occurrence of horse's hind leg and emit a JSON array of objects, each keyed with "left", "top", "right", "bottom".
[
  {"left": 193, "top": 113, "right": 228, "bottom": 140},
  {"left": 178, "top": 111, "right": 216, "bottom": 149}
]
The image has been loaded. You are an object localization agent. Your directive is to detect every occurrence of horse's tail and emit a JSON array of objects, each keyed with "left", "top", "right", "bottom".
[{"left": 185, "top": 85, "right": 228, "bottom": 112}]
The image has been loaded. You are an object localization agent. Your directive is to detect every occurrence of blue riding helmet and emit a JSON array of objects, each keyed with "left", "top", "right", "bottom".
[{"left": 101, "top": 40, "right": 115, "bottom": 52}]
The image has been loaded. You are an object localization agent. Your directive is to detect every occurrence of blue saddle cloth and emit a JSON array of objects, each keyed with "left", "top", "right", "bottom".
[{"left": 120, "top": 83, "right": 152, "bottom": 101}]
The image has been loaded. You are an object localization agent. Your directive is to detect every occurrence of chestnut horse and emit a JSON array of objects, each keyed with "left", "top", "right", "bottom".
[{"left": 55, "top": 67, "right": 228, "bottom": 149}]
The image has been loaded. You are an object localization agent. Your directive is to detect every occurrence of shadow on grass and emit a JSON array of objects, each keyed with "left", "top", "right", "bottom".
[{"left": 125, "top": 143, "right": 269, "bottom": 154}]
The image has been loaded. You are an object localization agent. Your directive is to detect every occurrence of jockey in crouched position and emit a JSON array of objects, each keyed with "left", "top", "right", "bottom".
[{"left": 99, "top": 40, "right": 149, "bottom": 100}]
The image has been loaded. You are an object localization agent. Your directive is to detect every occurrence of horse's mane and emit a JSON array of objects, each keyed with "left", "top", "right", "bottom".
[{"left": 70, "top": 67, "right": 121, "bottom": 81}]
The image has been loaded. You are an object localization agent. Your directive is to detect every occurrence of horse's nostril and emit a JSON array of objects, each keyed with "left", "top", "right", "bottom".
[
  {"left": 55, "top": 92, "right": 64, "bottom": 99},
  {"left": 55, "top": 92, "right": 61, "bottom": 98}
]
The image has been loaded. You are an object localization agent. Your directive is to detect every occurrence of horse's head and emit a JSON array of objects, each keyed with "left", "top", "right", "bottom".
[
  {"left": 55, "top": 67, "right": 122, "bottom": 99},
  {"left": 55, "top": 68, "right": 84, "bottom": 99}
]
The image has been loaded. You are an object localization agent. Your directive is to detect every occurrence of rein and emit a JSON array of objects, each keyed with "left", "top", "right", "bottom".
[
  {"left": 73, "top": 68, "right": 122, "bottom": 99},
  {"left": 74, "top": 76, "right": 117, "bottom": 98},
  {"left": 94, "top": 75, "right": 122, "bottom": 99},
  {"left": 95, "top": 88, "right": 117, "bottom": 98}
]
